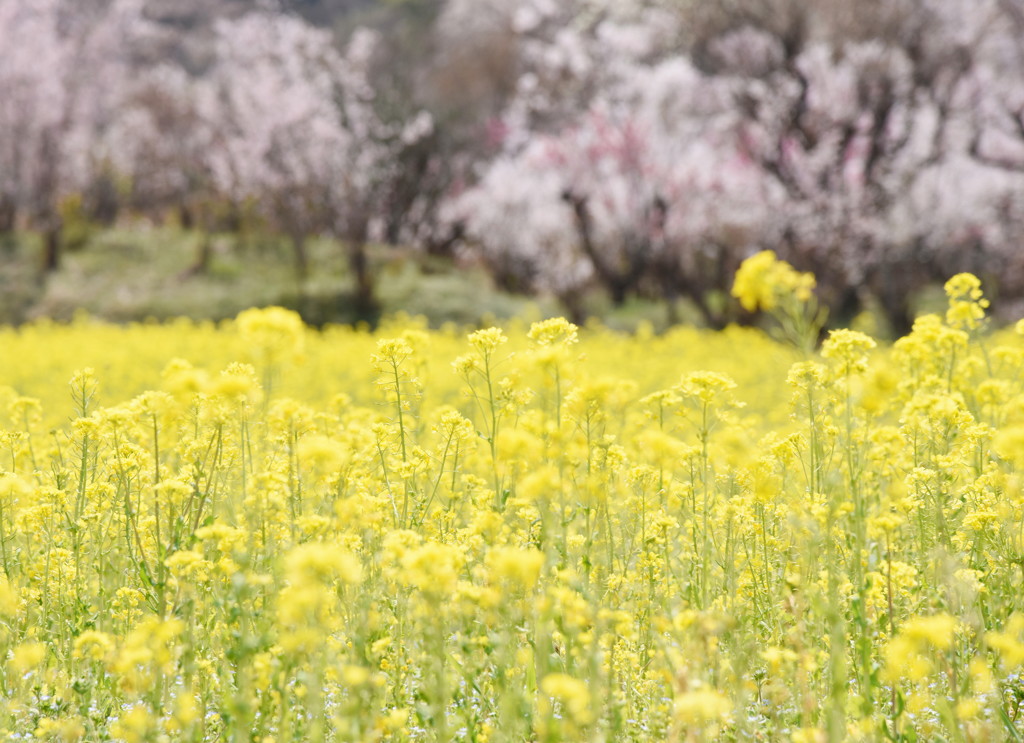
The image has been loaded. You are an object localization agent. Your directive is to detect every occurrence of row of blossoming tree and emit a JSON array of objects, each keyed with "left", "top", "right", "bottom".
[{"left": 3, "top": 0, "right": 1024, "bottom": 329}]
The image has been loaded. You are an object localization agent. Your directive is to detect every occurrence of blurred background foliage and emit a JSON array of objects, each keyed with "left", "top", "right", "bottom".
[{"left": 2, "top": 0, "right": 1024, "bottom": 335}]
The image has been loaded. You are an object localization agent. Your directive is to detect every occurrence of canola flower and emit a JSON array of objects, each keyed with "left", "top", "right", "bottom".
[
  {"left": 0, "top": 276, "right": 1021, "bottom": 741},
  {"left": 732, "top": 250, "right": 815, "bottom": 313},
  {"left": 732, "top": 250, "right": 825, "bottom": 352}
]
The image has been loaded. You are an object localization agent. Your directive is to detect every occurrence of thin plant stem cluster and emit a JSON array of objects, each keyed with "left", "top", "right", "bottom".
[{"left": 0, "top": 276, "right": 1021, "bottom": 741}]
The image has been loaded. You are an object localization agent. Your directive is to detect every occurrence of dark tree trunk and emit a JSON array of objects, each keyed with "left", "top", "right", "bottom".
[
  {"left": 426, "top": 221, "right": 465, "bottom": 258},
  {"left": 291, "top": 229, "right": 309, "bottom": 283},
  {"left": 876, "top": 284, "right": 915, "bottom": 338},
  {"left": 41, "top": 217, "right": 62, "bottom": 274},
  {"left": 564, "top": 191, "right": 624, "bottom": 304},
  {"left": 563, "top": 190, "right": 655, "bottom": 308},
  {"left": 558, "top": 288, "right": 587, "bottom": 326},
  {"left": 348, "top": 240, "right": 374, "bottom": 314},
  {"left": 691, "top": 293, "right": 727, "bottom": 330},
  {"left": 660, "top": 276, "right": 681, "bottom": 326},
  {"left": 36, "top": 131, "right": 62, "bottom": 275},
  {"left": 867, "top": 264, "right": 916, "bottom": 338},
  {"left": 345, "top": 216, "right": 377, "bottom": 318},
  {"left": 0, "top": 197, "right": 15, "bottom": 234},
  {"left": 609, "top": 280, "right": 629, "bottom": 306},
  {"left": 178, "top": 232, "right": 213, "bottom": 280},
  {"left": 833, "top": 285, "right": 864, "bottom": 330},
  {"left": 88, "top": 171, "right": 120, "bottom": 226}
]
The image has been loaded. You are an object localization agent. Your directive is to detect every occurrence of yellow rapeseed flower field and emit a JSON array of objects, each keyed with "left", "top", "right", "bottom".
[{"left": 1, "top": 258, "right": 1023, "bottom": 741}]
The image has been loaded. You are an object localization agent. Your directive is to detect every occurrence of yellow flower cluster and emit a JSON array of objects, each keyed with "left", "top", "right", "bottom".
[
  {"left": 0, "top": 282, "right": 1021, "bottom": 740},
  {"left": 945, "top": 272, "right": 990, "bottom": 330},
  {"left": 731, "top": 250, "right": 816, "bottom": 312},
  {"left": 732, "top": 250, "right": 824, "bottom": 352}
]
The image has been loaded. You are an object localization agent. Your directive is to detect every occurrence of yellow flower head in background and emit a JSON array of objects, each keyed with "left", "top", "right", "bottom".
[
  {"left": 9, "top": 641, "right": 47, "bottom": 675},
  {"left": 372, "top": 337, "right": 414, "bottom": 371},
  {"left": 732, "top": 250, "right": 815, "bottom": 313},
  {"left": 882, "top": 613, "right": 958, "bottom": 682},
  {"left": 541, "top": 673, "right": 593, "bottom": 726},
  {"left": 821, "top": 328, "right": 877, "bottom": 375},
  {"left": 468, "top": 327, "right": 508, "bottom": 354},
  {"left": 528, "top": 317, "right": 579, "bottom": 347},
  {"left": 487, "top": 546, "right": 545, "bottom": 590},
  {"left": 236, "top": 306, "right": 305, "bottom": 364},
  {"left": 944, "top": 273, "right": 989, "bottom": 330},
  {"left": 285, "top": 542, "right": 364, "bottom": 587},
  {"left": 673, "top": 687, "right": 731, "bottom": 726}
]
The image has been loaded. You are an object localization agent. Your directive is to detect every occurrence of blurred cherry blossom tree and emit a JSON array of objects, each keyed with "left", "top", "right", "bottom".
[
  {"left": 202, "top": 14, "right": 433, "bottom": 308},
  {"left": 448, "top": 0, "right": 1024, "bottom": 330},
  {"left": 203, "top": 11, "right": 354, "bottom": 280},
  {"left": 5, "top": 0, "right": 1024, "bottom": 328},
  {"left": 0, "top": 0, "right": 148, "bottom": 271}
]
